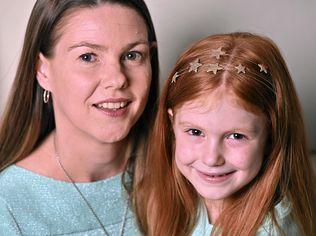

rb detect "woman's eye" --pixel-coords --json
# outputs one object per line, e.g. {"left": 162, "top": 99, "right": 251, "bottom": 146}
{"left": 79, "top": 53, "right": 97, "bottom": 63}
{"left": 227, "top": 133, "right": 246, "bottom": 140}
{"left": 187, "top": 129, "right": 203, "bottom": 137}
{"left": 124, "top": 51, "right": 142, "bottom": 61}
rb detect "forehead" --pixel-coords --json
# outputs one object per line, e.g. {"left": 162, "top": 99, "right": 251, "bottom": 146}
{"left": 174, "top": 94, "right": 266, "bottom": 135}
{"left": 54, "top": 4, "right": 148, "bottom": 45}
{"left": 175, "top": 88, "right": 265, "bottom": 123}
{"left": 176, "top": 85, "right": 263, "bottom": 116}
{"left": 175, "top": 87, "right": 235, "bottom": 113}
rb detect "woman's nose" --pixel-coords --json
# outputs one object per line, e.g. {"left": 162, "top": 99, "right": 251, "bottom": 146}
{"left": 99, "top": 60, "right": 128, "bottom": 90}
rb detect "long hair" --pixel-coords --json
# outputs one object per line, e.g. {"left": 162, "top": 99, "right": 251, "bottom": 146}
{"left": 0, "top": 0, "right": 159, "bottom": 184}
{"left": 135, "top": 32, "right": 316, "bottom": 235}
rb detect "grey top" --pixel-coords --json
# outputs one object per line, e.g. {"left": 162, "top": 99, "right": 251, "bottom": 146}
{"left": 0, "top": 165, "right": 141, "bottom": 235}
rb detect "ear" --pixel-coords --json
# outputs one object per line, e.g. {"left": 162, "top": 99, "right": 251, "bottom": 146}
{"left": 167, "top": 108, "right": 174, "bottom": 123}
{"left": 36, "top": 53, "right": 51, "bottom": 91}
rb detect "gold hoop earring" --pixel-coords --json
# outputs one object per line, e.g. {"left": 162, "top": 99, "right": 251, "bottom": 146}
{"left": 43, "top": 90, "right": 50, "bottom": 103}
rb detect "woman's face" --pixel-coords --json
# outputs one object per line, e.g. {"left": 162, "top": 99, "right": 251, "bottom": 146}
{"left": 38, "top": 4, "right": 152, "bottom": 143}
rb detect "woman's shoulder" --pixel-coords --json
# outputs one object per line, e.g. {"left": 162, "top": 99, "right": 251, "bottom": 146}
{"left": 0, "top": 165, "right": 34, "bottom": 200}
{"left": 0, "top": 164, "right": 34, "bottom": 181}
{"left": 0, "top": 166, "right": 138, "bottom": 235}
{"left": 0, "top": 165, "right": 24, "bottom": 187}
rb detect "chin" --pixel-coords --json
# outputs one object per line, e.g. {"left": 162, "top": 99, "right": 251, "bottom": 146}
{"left": 195, "top": 185, "right": 234, "bottom": 201}
{"left": 91, "top": 130, "right": 128, "bottom": 144}
{"left": 201, "top": 193, "right": 229, "bottom": 201}
{"left": 101, "top": 133, "right": 129, "bottom": 144}
{"left": 97, "top": 123, "right": 132, "bottom": 139}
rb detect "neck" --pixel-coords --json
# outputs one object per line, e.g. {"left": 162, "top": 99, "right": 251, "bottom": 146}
{"left": 204, "top": 199, "right": 224, "bottom": 224}
{"left": 53, "top": 130, "right": 130, "bottom": 182}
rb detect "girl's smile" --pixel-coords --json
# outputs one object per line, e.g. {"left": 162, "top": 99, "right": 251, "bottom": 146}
{"left": 194, "top": 168, "right": 236, "bottom": 184}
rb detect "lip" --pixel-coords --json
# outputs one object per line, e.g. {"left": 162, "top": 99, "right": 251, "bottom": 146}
{"left": 94, "top": 98, "right": 130, "bottom": 104}
{"left": 195, "top": 169, "right": 236, "bottom": 184}
{"left": 93, "top": 98, "right": 131, "bottom": 117}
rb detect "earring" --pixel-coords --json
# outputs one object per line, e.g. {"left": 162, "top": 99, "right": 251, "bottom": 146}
{"left": 43, "top": 90, "right": 50, "bottom": 103}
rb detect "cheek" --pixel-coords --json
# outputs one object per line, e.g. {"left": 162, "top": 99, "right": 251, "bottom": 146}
{"left": 132, "top": 68, "right": 152, "bottom": 92}
{"left": 174, "top": 134, "right": 198, "bottom": 166}
{"left": 50, "top": 63, "right": 96, "bottom": 96}
{"left": 228, "top": 146, "right": 264, "bottom": 171}
{"left": 130, "top": 69, "right": 152, "bottom": 109}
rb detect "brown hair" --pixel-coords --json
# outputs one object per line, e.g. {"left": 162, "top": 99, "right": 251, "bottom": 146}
{"left": 0, "top": 0, "right": 159, "bottom": 187}
{"left": 134, "top": 32, "right": 316, "bottom": 235}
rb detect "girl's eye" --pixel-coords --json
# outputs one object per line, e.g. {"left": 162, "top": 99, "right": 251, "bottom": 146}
{"left": 227, "top": 133, "right": 246, "bottom": 140}
{"left": 123, "top": 51, "right": 142, "bottom": 61}
{"left": 79, "top": 53, "right": 97, "bottom": 63}
{"left": 187, "top": 129, "right": 204, "bottom": 137}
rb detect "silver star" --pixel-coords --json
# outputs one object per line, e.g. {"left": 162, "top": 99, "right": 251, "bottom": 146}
{"left": 210, "top": 47, "right": 226, "bottom": 59}
{"left": 171, "top": 72, "right": 180, "bottom": 83}
{"left": 235, "top": 64, "right": 246, "bottom": 74}
{"left": 206, "top": 63, "right": 223, "bottom": 74}
{"left": 258, "top": 64, "right": 268, "bottom": 74}
{"left": 189, "top": 58, "right": 202, "bottom": 72}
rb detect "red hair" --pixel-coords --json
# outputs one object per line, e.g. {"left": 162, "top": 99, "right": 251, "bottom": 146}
{"left": 134, "top": 32, "right": 316, "bottom": 235}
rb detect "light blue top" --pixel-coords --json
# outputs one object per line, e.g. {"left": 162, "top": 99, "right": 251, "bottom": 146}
{"left": 0, "top": 165, "right": 141, "bottom": 235}
{"left": 192, "top": 200, "right": 300, "bottom": 236}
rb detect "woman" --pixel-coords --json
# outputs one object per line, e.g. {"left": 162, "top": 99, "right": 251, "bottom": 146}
{"left": 0, "top": 0, "right": 159, "bottom": 235}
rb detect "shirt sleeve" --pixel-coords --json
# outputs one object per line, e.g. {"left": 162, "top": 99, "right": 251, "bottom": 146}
{"left": 0, "top": 198, "right": 22, "bottom": 235}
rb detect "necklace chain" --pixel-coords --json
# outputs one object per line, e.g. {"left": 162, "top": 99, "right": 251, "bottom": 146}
{"left": 54, "top": 136, "right": 128, "bottom": 236}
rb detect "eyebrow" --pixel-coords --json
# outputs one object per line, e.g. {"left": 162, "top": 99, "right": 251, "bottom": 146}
{"left": 121, "top": 40, "right": 150, "bottom": 52}
{"left": 178, "top": 120, "right": 202, "bottom": 129}
{"left": 178, "top": 120, "right": 261, "bottom": 134}
{"left": 67, "top": 40, "right": 150, "bottom": 52}
{"left": 68, "top": 42, "right": 105, "bottom": 51}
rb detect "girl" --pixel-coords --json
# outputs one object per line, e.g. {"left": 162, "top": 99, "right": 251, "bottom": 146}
{"left": 0, "top": 0, "right": 159, "bottom": 235}
{"left": 135, "top": 32, "right": 316, "bottom": 235}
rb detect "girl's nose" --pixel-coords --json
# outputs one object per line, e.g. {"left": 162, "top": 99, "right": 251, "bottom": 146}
{"left": 201, "top": 140, "right": 225, "bottom": 167}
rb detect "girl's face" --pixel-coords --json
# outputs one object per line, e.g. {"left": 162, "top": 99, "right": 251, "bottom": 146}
{"left": 38, "top": 4, "right": 151, "bottom": 143}
{"left": 170, "top": 88, "right": 267, "bottom": 206}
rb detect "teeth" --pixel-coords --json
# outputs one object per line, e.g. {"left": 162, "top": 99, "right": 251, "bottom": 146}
{"left": 209, "top": 173, "right": 228, "bottom": 178}
{"left": 96, "top": 102, "right": 128, "bottom": 109}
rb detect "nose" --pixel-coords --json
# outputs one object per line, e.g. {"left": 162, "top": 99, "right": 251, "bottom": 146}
{"left": 201, "top": 139, "right": 225, "bottom": 167}
{"left": 100, "top": 60, "right": 128, "bottom": 89}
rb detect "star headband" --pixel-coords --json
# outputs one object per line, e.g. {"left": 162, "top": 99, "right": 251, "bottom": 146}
{"left": 171, "top": 47, "right": 268, "bottom": 83}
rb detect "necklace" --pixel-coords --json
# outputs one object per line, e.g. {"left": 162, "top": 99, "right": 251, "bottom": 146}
{"left": 53, "top": 136, "right": 128, "bottom": 236}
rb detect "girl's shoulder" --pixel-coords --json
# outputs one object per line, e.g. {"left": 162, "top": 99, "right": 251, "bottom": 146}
{"left": 257, "top": 200, "right": 300, "bottom": 235}
{"left": 193, "top": 200, "right": 300, "bottom": 236}
{"left": 192, "top": 202, "right": 212, "bottom": 236}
